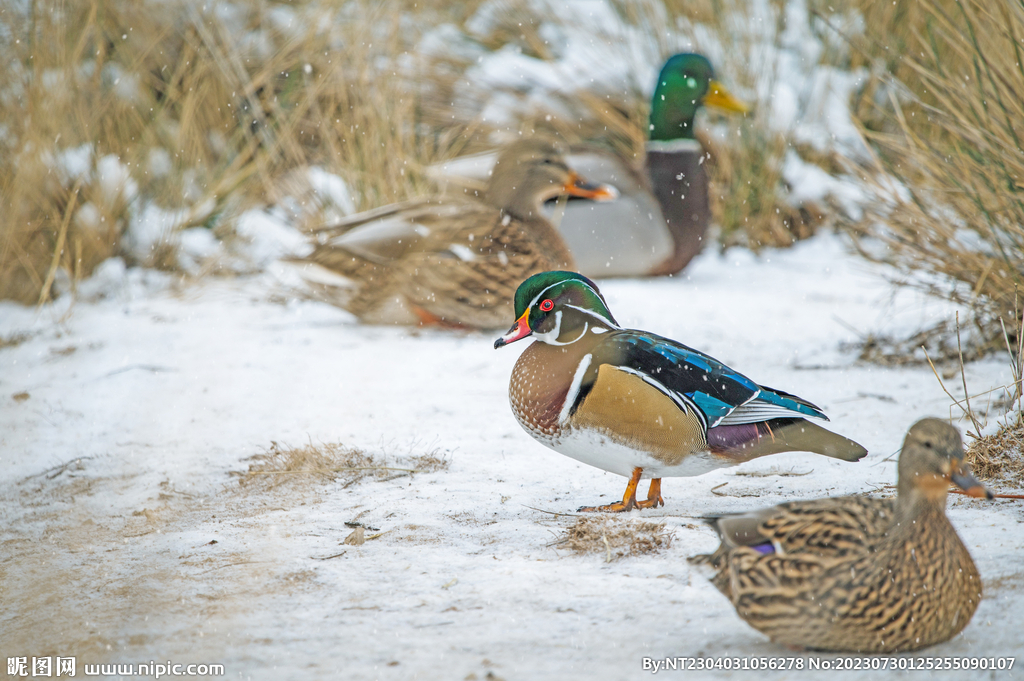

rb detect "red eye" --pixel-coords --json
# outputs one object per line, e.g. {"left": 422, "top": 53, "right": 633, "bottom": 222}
{"left": 539, "top": 299, "right": 554, "bottom": 312}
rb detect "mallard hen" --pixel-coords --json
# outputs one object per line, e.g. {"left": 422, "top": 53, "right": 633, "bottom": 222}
{"left": 689, "top": 418, "right": 992, "bottom": 653}
{"left": 289, "top": 137, "right": 616, "bottom": 328}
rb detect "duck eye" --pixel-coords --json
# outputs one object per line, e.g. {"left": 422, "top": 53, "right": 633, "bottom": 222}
{"left": 923, "top": 440, "right": 933, "bottom": 449}
{"left": 686, "top": 76, "right": 698, "bottom": 88}
{"left": 539, "top": 299, "right": 554, "bottom": 312}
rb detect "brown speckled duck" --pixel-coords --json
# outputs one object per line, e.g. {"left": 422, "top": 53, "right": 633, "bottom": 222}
{"left": 288, "top": 138, "right": 616, "bottom": 328}
{"left": 690, "top": 418, "right": 993, "bottom": 653}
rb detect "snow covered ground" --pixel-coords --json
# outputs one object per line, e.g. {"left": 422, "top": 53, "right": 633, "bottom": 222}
{"left": 2, "top": 233, "right": 1021, "bottom": 680}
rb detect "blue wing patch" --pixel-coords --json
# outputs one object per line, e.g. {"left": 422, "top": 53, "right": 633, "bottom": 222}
{"left": 571, "top": 331, "right": 828, "bottom": 429}
{"left": 754, "top": 386, "right": 827, "bottom": 420}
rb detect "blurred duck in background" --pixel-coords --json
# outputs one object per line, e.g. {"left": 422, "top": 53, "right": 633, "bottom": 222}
{"left": 287, "top": 137, "right": 616, "bottom": 328}
{"left": 432, "top": 53, "right": 748, "bottom": 277}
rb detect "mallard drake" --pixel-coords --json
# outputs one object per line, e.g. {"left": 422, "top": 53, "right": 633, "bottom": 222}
{"left": 432, "top": 53, "right": 748, "bottom": 277}
{"left": 493, "top": 271, "right": 866, "bottom": 512}
{"left": 689, "top": 418, "right": 993, "bottom": 653}
{"left": 288, "top": 138, "right": 616, "bottom": 328}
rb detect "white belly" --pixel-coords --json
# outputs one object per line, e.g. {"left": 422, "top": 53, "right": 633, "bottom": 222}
{"left": 538, "top": 426, "right": 730, "bottom": 478}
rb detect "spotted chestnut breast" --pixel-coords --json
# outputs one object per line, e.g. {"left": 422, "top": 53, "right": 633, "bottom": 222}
{"left": 508, "top": 342, "right": 582, "bottom": 444}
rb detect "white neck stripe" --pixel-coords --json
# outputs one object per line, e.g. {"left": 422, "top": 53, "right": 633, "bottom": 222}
{"left": 559, "top": 353, "right": 593, "bottom": 425}
{"left": 533, "top": 311, "right": 591, "bottom": 346}
{"left": 564, "top": 304, "right": 620, "bottom": 329}
{"left": 527, "top": 279, "right": 608, "bottom": 313}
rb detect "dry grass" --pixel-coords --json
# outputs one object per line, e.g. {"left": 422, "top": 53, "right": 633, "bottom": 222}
{"left": 11, "top": 0, "right": 977, "bottom": 310}
{"left": 236, "top": 440, "right": 448, "bottom": 490}
{"left": 407, "top": 450, "right": 451, "bottom": 473}
{"left": 840, "top": 0, "right": 1024, "bottom": 347}
{"left": 847, "top": 317, "right": 1003, "bottom": 368}
{"left": 550, "top": 516, "right": 673, "bottom": 561}
{"left": 0, "top": 332, "right": 33, "bottom": 350}
{"left": 966, "top": 416, "right": 1024, "bottom": 486}
{"left": 1, "top": 0, "right": 868, "bottom": 307}
{"left": 702, "top": 128, "right": 828, "bottom": 251}
{"left": 807, "top": 0, "right": 967, "bottom": 130}
{"left": 0, "top": 0, "right": 475, "bottom": 304}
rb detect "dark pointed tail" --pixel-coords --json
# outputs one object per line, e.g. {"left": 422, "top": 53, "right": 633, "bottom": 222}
{"left": 708, "top": 418, "right": 867, "bottom": 464}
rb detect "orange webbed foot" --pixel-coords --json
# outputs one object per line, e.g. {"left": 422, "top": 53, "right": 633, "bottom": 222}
{"left": 635, "top": 478, "right": 664, "bottom": 509}
{"left": 578, "top": 468, "right": 644, "bottom": 513}
{"left": 577, "top": 499, "right": 636, "bottom": 513}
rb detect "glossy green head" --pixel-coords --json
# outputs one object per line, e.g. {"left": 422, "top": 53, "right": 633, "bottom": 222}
{"left": 648, "top": 53, "right": 748, "bottom": 142}
{"left": 494, "top": 271, "right": 619, "bottom": 348}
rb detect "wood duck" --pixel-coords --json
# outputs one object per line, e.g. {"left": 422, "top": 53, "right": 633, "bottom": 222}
{"left": 431, "top": 53, "right": 748, "bottom": 277}
{"left": 690, "top": 418, "right": 992, "bottom": 653}
{"left": 289, "top": 138, "right": 617, "bottom": 328}
{"left": 493, "top": 271, "right": 866, "bottom": 512}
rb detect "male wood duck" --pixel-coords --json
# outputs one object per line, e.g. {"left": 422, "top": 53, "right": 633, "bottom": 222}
{"left": 288, "top": 138, "right": 616, "bottom": 328}
{"left": 689, "top": 418, "right": 992, "bottom": 653}
{"left": 493, "top": 271, "right": 866, "bottom": 512}
{"left": 432, "top": 53, "right": 748, "bottom": 277}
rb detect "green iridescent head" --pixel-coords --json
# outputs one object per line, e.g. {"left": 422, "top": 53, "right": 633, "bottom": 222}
{"left": 649, "top": 53, "right": 748, "bottom": 142}
{"left": 494, "top": 271, "right": 618, "bottom": 348}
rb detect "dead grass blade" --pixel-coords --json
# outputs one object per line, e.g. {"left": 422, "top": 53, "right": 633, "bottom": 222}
{"left": 965, "top": 415, "right": 1024, "bottom": 487}
{"left": 548, "top": 516, "right": 673, "bottom": 561}
{"left": 0, "top": 0, "right": 476, "bottom": 303}
{"left": 844, "top": 0, "right": 1024, "bottom": 354}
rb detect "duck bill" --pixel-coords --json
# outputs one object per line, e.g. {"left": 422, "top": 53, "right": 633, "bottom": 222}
{"left": 494, "top": 309, "right": 533, "bottom": 349}
{"left": 950, "top": 462, "right": 994, "bottom": 499}
{"left": 562, "top": 173, "right": 619, "bottom": 202}
{"left": 703, "top": 80, "right": 749, "bottom": 114}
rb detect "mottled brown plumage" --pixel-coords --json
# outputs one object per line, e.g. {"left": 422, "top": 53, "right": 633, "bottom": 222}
{"left": 288, "top": 138, "right": 615, "bottom": 328}
{"left": 690, "top": 418, "right": 993, "bottom": 652}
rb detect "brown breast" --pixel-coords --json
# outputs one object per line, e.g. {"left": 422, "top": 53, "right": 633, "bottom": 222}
{"left": 508, "top": 341, "right": 588, "bottom": 444}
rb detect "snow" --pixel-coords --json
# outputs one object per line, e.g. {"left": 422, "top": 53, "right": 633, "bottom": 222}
{"left": 4, "top": 0, "right": 1021, "bottom": 676}
{"left": 782, "top": 150, "right": 865, "bottom": 219}
{"left": 2, "top": 232, "right": 1021, "bottom": 679}
{"left": 305, "top": 167, "right": 357, "bottom": 218}
{"left": 56, "top": 143, "right": 94, "bottom": 183}
{"left": 124, "top": 204, "right": 181, "bottom": 263}
{"left": 232, "top": 208, "right": 312, "bottom": 267}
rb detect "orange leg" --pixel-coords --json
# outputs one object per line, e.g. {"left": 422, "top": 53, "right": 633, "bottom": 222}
{"left": 578, "top": 467, "right": 642, "bottom": 513}
{"left": 636, "top": 478, "right": 664, "bottom": 509}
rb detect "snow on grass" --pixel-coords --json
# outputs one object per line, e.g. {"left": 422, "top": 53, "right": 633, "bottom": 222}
{"left": 1, "top": 231, "right": 1020, "bottom": 679}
